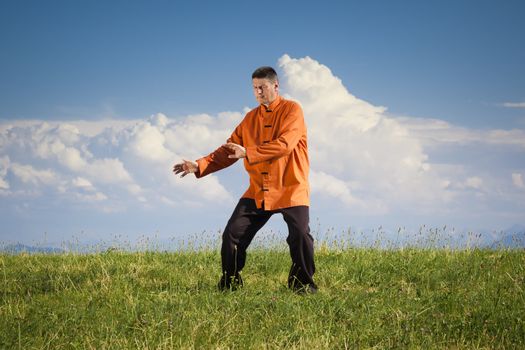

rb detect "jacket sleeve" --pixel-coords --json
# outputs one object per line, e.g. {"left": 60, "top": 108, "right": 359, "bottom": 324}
{"left": 194, "top": 123, "right": 243, "bottom": 178}
{"left": 245, "top": 103, "right": 304, "bottom": 165}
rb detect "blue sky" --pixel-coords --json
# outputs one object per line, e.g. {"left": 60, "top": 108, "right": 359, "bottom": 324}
{"left": 2, "top": 1, "right": 523, "bottom": 126}
{"left": 1, "top": 0, "right": 524, "bottom": 247}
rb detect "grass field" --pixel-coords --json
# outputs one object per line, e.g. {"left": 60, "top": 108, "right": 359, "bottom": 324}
{"left": 1, "top": 246, "right": 524, "bottom": 349}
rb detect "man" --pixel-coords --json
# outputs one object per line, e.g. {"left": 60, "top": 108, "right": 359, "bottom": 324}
{"left": 173, "top": 66, "right": 317, "bottom": 294}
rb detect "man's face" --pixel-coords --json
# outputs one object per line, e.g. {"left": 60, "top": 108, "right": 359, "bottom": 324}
{"left": 252, "top": 78, "right": 279, "bottom": 106}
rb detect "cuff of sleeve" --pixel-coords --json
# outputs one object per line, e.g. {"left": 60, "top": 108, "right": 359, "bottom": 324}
{"left": 245, "top": 146, "right": 258, "bottom": 165}
{"left": 195, "top": 158, "right": 206, "bottom": 178}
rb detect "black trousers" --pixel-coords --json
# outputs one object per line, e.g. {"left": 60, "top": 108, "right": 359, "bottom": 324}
{"left": 221, "top": 198, "right": 316, "bottom": 288}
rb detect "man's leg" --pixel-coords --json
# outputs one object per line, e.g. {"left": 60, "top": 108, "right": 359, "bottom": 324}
{"left": 281, "top": 206, "right": 317, "bottom": 292}
{"left": 219, "top": 198, "right": 272, "bottom": 289}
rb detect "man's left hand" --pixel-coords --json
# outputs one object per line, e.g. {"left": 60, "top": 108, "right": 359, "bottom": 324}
{"left": 223, "top": 143, "right": 246, "bottom": 159}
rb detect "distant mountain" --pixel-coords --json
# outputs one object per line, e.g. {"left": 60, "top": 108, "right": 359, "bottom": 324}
{"left": 1, "top": 243, "right": 65, "bottom": 254}
{"left": 503, "top": 224, "right": 525, "bottom": 234}
{"left": 490, "top": 225, "right": 525, "bottom": 249}
{"left": 490, "top": 233, "right": 525, "bottom": 249}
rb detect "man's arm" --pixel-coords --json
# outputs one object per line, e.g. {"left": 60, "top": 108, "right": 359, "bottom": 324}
{"left": 173, "top": 123, "right": 244, "bottom": 179}
{"left": 194, "top": 144, "right": 239, "bottom": 178}
{"left": 223, "top": 143, "right": 246, "bottom": 159}
{"left": 173, "top": 160, "right": 198, "bottom": 177}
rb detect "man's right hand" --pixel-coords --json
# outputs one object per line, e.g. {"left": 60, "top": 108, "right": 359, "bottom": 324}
{"left": 173, "top": 160, "right": 198, "bottom": 178}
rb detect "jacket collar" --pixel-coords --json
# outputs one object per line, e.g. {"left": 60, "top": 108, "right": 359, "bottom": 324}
{"left": 262, "top": 95, "right": 282, "bottom": 112}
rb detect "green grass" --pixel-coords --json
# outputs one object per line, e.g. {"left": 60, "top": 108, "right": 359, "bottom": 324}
{"left": 1, "top": 247, "right": 524, "bottom": 349}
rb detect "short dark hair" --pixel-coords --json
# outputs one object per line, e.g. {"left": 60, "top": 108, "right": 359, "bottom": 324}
{"left": 252, "top": 66, "right": 278, "bottom": 82}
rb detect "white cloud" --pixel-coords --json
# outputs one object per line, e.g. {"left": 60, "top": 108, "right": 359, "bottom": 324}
{"left": 502, "top": 102, "right": 525, "bottom": 108}
{"left": 0, "top": 110, "right": 236, "bottom": 210}
{"left": 0, "top": 54, "right": 524, "bottom": 233}
{"left": 163, "top": 111, "right": 240, "bottom": 159}
{"left": 2, "top": 121, "right": 144, "bottom": 200}
{"left": 72, "top": 177, "right": 94, "bottom": 190}
{"left": 278, "top": 54, "right": 385, "bottom": 133}
{"left": 10, "top": 163, "right": 58, "bottom": 186}
{"left": 396, "top": 117, "right": 525, "bottom": 148}
{"left": 0, "top": 155, "right": 9, "bottom": 190}
{"left": 465, "top": 176, "right": 483, "bottom": 189}
{"left": 486, "top": 129, "right": 525, "bottom": 147}
{"left": 85, "top": 158, "right": 134, "bottom": 184}
{"left": 309, "top": 170, "right": 391, "bottom": 213}
{"left": 278, "top": 54, "right": 445, "bottom": 214}
{"left": 128, "top": 119, "right": 174, "bottom": 162}
{"left": 75, "top": 191, "right": 108, "bottom": 202}
{"left": 310, "top": 170, "right": 355, "bottom": 205}
{"left": 512, "top": 173, "right": 524, "bottom": 189}
{"left": 168, "top": 171, "right": 234, "bottom": 205}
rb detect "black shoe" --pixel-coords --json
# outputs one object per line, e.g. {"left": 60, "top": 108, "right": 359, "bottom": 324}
{"left": 290, "top": 282, "right": 318, "bottom": 295}
{"left": 217, "top": 273, "right": 243, "bottom": 291}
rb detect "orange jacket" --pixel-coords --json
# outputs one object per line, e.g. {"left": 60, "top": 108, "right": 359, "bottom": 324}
{"left": 195, "top": 95, "right": 310, "bottom": 210}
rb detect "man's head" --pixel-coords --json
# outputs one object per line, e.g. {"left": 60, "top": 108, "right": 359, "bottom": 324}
{"left": 252, "top": 66, "right": 279, "bottom": 107}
